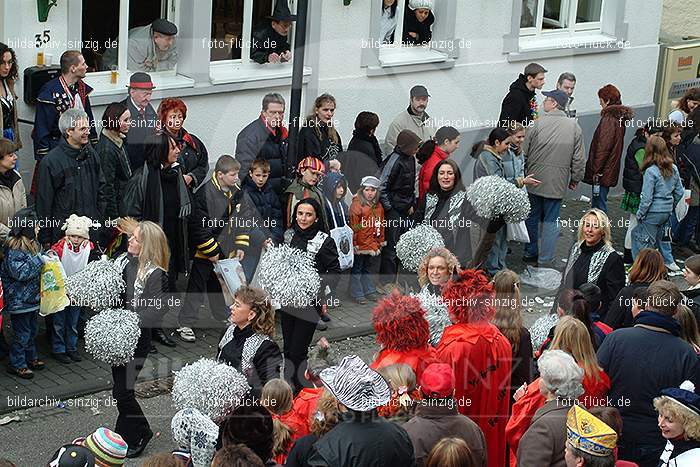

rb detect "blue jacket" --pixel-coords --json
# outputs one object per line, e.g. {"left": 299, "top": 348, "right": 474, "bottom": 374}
{"left": 0, "top": 248, "right": 43, "bottom": 314}
{"left": 637, "top": 164, "right": 684, "bottom": 219}
{"left": 322, "top": 172, "right": 349, "bottom": 229}
{"left": 502, "top": 146, "right": 526, "bottom": 187}
{"left": 241, "top": 176, "right": 284, "bottom": 244}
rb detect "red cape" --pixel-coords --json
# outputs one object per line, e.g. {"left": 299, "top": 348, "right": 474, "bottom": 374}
{"left": 370, "top": 346, "right": 437, "bottom": 381}
{"left": 286, "top": 386, "right": 324, "bottom": 439}
{"left": 506, "top": 369, "right": 611, "bottom": 466}
{"left": 437, "top": 322, "right": 513, "bottom": 467}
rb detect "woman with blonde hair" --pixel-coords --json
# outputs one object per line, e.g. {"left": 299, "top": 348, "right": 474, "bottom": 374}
{"left": 112, "top": 220, "right": 170, "bottom": 458}
{"left": 654, "top": 381, "right": 700, "bottom": 466}
{"left": 426, "top": 437, "right": 479, "bottom": 467}
{"left": 297, "top": 93, "right": 343, "bottom": 166}
{"left": 606, "top": 248, "right": 666, "bottom": 329}
{"left": 561, "top": 208, "right": 625, "bottom": 318}
{"left": 415, "top": 247, "right": 459, "bottom": 346}
{"left": 632, "top": 135, "right": 685, "bottom": 265}
{"left": 217, "top": 286, "right": 282, "bottom": 397}
{"left": 492, "top": 269, "right": 533, "bottom": 402}
{"left": 376, "top": 363, "right": 422, "bottom": 422}
{"left": 285, "top": 390, "right": 342, "bottom": 467}
{"left": 506, "top": 316, "right": 611, "bottom": 464}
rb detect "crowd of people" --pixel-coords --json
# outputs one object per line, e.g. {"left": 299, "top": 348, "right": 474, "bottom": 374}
{"left": 2, "top": 22, "right": 700, "bottom": 466}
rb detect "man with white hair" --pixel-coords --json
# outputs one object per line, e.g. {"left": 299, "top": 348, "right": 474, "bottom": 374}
{"left": 517, "top": 350, "right": 584, "bottom": 467}
{"left": 36, "top": 108, "right": 105, "bottom": 246}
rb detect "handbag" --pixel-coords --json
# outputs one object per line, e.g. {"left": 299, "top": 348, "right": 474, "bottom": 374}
{"left": 675, "top": 189, "right": 691, "bottom": 222}
{"left": 325, "top": 199, "right": 354, "bottom": 270}
{"left": 507, "top": 221, "right": 530, "bottom": 243}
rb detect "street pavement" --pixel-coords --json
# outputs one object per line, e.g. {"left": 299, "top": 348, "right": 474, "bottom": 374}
{"left": 0, "top": 195, "right": 691, "bottom": 464}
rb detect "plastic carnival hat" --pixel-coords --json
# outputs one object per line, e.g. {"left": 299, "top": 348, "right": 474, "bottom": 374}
{"left": 566, "top": 405, "right": 617, "bottom": 457}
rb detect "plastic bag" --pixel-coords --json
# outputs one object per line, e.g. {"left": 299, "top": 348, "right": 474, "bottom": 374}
{"left": 214, "top": 258, "right": 247, "bottom": 306}
{"left": 507, "top": 221, "right": 530, "bottom": 243}
{"left": 39, "top": 254, "right": 70, "bottom": 316}
{"left": 520, "top": 265, "right": 562, "bottom": 291}
{"left": 675, "top": 189, "right": 691, "bottom": 222}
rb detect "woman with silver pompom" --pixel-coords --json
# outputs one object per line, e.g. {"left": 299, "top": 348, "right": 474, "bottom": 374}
{"left": 111, "top": 220, "right": 169, "bottom": 458}
{"left": 414, "top": 247, "right": 459, "bottom": 346}
{"left": 282, "top": 198, "right": 340, "bottom": 393}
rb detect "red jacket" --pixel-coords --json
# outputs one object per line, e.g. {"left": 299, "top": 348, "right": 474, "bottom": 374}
{"left": 418, "top": 147, "right": 449, "bottom": 200}
{"left": 349, "top": 195, "right": 385, "bottom": 255}
{"left": 506, "top": 369, "right": 611, "bottom": 466}
{"left": 370, "top": 347, "right": 437, "bottom": 381}
{"left": 50, "top": 237, "right": 95, "bottom": 260}
{"left": 285, "top": 386, "right": 324, "bottom": 439}
{"left": 437, "top": 322, "right": 513, "bottom": 467}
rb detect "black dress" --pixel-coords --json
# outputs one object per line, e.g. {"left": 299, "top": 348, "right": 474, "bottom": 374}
{"left": 112, "top": 254, "right": 168, "bottom": 447}
{"left": 217, "top": 324, "right": 282, "bottom": 398}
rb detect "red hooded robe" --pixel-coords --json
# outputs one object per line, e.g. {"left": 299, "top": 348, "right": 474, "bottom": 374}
{"left": 370, "top": 346, "right": 437, "bottom": 381}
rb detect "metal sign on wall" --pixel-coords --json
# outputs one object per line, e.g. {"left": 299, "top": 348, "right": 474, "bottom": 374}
{"left": 655, "top": 40, "right": 700, "bottom": 117}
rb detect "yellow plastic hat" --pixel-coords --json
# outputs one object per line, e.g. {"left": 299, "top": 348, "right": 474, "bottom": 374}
{"left": 566, "top": 405, "right": 617, "bottom": 457}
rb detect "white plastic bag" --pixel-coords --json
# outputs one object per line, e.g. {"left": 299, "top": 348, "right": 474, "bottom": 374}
{"left": 520, "top": 265, "right": 562, "bottom": 291}
{"left": 326, "top": 199, "right": 354, "bottom": 270}
{"left": 213, "top": 258, "right": 247, "bottom": 306}
{"left": 507, "top": 221, "right": 530, "bottom": 243}
{"left": 675, "top": 189, "right": 691, "bottom": 222}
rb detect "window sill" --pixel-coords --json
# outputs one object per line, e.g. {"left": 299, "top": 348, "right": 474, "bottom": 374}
{"left": 508, "top": 33, "right": 625, "bottom": 62}
{"left": 367, "top": 46, "right": 454, "bottom": 76}
{"left": 209, "top": 61, "right": 311, "bottom": 85}
{"left": 86, "top": 71, "right": 195, "bottom": 105}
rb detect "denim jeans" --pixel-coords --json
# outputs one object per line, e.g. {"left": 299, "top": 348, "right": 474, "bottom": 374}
{"left": 9, "top": 311, "right": 38, "bottom": 369}
{"left": 674, "top": 206, "right": 700, "bottom": 245}
{"left": 524, "top": 194, "right": 562, "bottom": 266}
{"left": 632, "top": 212, "right": 672, "bottom": 259}
{"left": 591, "top": 185, "right": 610, "bottom": 213}
{"left": 350, "top": 254, "right": 377, "bottom": 299}
{"left": 52, "top": 306, "right": 80, "bottom": 354}
{"left": 486, "top": 226, "right": 507, "bottom": 275}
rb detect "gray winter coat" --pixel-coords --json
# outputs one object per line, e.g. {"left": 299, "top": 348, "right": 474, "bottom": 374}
{"left": 523, "top": 109, "right": 585, "bottom": 199}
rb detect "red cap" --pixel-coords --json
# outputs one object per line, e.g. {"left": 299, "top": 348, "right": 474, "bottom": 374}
{"left": 420, "top": 363, "right": 454, "bottom": 398}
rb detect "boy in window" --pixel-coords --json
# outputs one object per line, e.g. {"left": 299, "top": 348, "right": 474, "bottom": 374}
{"left": 251, "top": 1, "right": 296, "bottom": 64}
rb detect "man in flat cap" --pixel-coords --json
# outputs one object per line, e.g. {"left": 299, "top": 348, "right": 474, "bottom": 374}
{"left": 251, "top": 1, "right": 296, "bottom": 64}
{"left": 127, "top": 18, "right": 178, "bottom": 72}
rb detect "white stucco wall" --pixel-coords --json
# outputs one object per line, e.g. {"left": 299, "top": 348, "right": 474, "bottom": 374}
{"left": 2, "top": 0, "right": 664, "bottom": 183}
{"left": 661, "top": 0, "right": 700, "bottom": 42}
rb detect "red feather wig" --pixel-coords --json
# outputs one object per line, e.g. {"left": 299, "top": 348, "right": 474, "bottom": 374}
{"left": 442, "top": 269, "right": 496, "bottom": 324}
{"left": 372, "top": 290, "right": 430, "bottom": 352}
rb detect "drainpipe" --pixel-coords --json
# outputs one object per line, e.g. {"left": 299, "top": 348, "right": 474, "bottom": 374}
{"left": 287, "top": 0, "right": 309, "bottom": 177}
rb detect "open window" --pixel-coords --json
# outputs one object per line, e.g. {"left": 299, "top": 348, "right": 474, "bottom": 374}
{"left": 520, "top": 0, "right": 603, "bottom": 37}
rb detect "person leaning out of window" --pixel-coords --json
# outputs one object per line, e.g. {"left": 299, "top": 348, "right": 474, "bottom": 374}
{"left": 251, "top": 1, "right": 296, "bottom": 64}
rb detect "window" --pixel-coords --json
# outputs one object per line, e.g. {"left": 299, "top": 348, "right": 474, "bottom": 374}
{"left": 81, "top": 0, "right": 176, "bottom": 73}
{"left": 520, "top": 0, "right": 603, "bottom": 36}
{"left": 210, "top": 0, "right": 274, "bottom": 61}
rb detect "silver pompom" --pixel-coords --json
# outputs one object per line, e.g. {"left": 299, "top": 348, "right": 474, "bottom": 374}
{"left": 172, "top": 358, "right": 251, "bottom": 421}
{"left": 64, "top": 257, "right": 125, "bottom": 311}
{"left": 466, "top": 176, "right": 531, "bottom": 223}
{"left": 84, "top": 308, "right": 140, "bottom": 366}
{"left": 414, "top": 286, "right": 451, "bottom": 347}
{"left": 257, "top": 244, "right": 321, "bottom": 308}
{"left": 396, "top": 224, "right": 445, "bottom": 272}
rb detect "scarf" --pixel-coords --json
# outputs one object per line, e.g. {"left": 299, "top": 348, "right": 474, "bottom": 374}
{"left": 633, "top": 311, "right": 681, "bottom": 336}
{"left": 424, "top": 190, "right": 467, "bottom": 225}
{"left": 563, "top": 241, "right": 615, "bottom": 285}
{"left": 261, "top": 113, "right": 289, "bottom": 140}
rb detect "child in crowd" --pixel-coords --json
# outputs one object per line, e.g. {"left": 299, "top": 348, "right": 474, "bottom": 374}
{"left": 261, "top": 378, "right": 295, "bottom": 465}
{"left": 328, "top": 159, "right": 341, "bottom": 173}
{"left": 402, "top": 0, "right": 435, "bottom": 45}
{"left": 1, "top": 208, "right": 45, "bottom": 379}
{"left": 376, "top": 363, "right": 421, "bottom": 422}
{"left": 50, "top": 214, "right": 97, "bottom": 364}
{"left": 241, "top": 158, "right": 284, "bottom": 282}
{"left": 682, "top": 254, "right": 700, "bottom": 323}
{"left": 284, "top": 156, "right": 327, "bottom": 231}
{"left": 349, "top": 176, "right": 385, "bottom": 304}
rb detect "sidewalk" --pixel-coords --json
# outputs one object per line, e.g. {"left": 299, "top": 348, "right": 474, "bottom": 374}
{"left": 0, "top": 196, "right": 688, "bottom": 414}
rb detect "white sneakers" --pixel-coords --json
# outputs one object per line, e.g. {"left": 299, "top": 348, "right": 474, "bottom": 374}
{"left": 176, "top": 327, "right": 196, "bottom": 342}
{"left": 666, "top": 262, "right": 681, "bottom": 272}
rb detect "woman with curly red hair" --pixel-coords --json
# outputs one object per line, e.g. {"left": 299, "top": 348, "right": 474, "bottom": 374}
{"left": 158, "top": 97, "right": 209, "bottom": 190}
{"left": 370, "top": 290, "right": 435, "bottom": 381}
{"left": 436, "top": 268, "right": 512, "bottom": 467}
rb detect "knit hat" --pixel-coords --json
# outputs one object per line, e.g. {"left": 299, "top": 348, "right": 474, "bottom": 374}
{"left": 297, "top": 156, "right": 326, "bottom": 174}
{"left": 372, "top": 290, "right": 430, "bottom": 352}
{"left": 73, "top": 428, "right": 127, "bottom": 466}
{"left": 171, "top": 408, "right": 219, "bottom": 467}
{"left": 360, "top": 176, "right": 381, "bottom": 189}
{"left": 320, "top": 355, "right": 390, "bottom": 412}
{"left": 660, "top": 380, "right": 700, "bottom": 418}
{"left": 396, "top": 130, "right": 422, "bottom": 154}
{"left": 566, "top": 405, "right": 618, "bottom": 457}
{"left": 62, "top": 214, "right": 93, "bottom": 239}
{"left": 48, "top": 445, "right": 95, "bottom": 467}
{"left": 420, "top": 363, "right": 455, "bottom": 398}
{"left": 409, "top": 0, "right": 433, "bottom": 10}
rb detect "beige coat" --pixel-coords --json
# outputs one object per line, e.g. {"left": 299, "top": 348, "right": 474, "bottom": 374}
{"left": 0, "top": 79, "right": 22, "bottom": 151}
{"left": 523, "top": 108, "right": 585, "bottom": 199}
{"left": 516, "top": 399, "right": 569, "bottom": 467}
{"left": 384, "top": 108, "right": 435, "bottom": 151}
{"left": 0, "top": 170, "right": 27, "bottom": 242}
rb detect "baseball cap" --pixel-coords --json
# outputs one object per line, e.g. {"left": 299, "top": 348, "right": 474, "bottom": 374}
{"left": 410, "top": 85, "right": 430, "bottom": 98}
{"left": 420, "top": 363, "right": 455, "bottom": 398}
{"left": 542, "top": 89, "right": 569, "bottom": 109}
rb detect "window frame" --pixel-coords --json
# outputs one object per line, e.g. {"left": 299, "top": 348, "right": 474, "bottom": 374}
{"left": 520, "top": 0, "right": 604, "bottom": 38}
